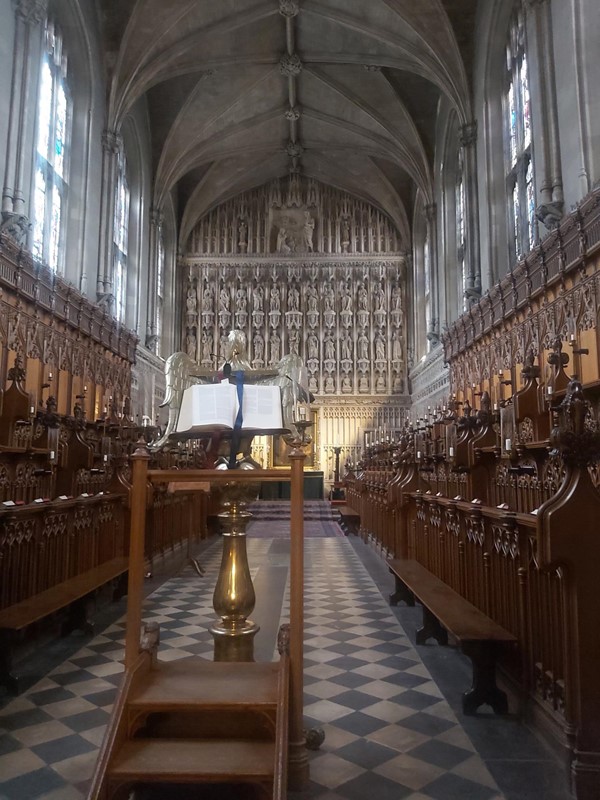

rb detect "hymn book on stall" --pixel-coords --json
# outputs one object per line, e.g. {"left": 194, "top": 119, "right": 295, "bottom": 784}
{"left": 176, "top": 381, "right": 284, "bottom": 434}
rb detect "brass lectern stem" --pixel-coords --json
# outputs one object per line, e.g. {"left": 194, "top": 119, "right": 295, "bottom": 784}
{"left": 209, "top": 483, "right": 260, "bottom": 661}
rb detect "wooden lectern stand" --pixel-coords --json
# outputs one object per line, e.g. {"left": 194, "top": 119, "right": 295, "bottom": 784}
{"left": 87, "top": 441, "right": 309, "bottom": 799}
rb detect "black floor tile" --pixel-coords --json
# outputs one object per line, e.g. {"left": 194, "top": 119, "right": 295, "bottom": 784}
{"left": 337, "top": 771, "right": 413, "bottom": 800}
{"left": 0, "top": 767, "right": 67, "bottom": 799}
{"left": 31, "top": 732, "right": 97, "bottom": 763}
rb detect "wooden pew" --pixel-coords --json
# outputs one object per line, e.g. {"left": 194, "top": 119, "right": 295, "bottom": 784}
{"left": 388, "top": 558, "right": 517, "bottom": 715}
{"left": 336, "top": 504, "right": 360, "bottom": 535}
{"left": 0, "top": 555, "right": 128, "bottom": 693}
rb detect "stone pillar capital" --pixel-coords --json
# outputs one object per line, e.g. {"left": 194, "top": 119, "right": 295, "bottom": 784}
{"left": 424, "top": 203, "right": 437, "bottom": 224}
{"left": 460, "top": 121, "right": 477, "bottom": 148}
{"left": 14, "top": 0, "right": 47, "bottom": 25}
{"left": 101, "top": 129, "right": 122, "bottom": 155}
{"left": 150, "top": 207, "right": 163, "bottom": 229}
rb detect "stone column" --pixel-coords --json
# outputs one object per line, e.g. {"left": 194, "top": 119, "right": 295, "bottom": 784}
{"left": 1, "top": 0, "right": 47, "bottom": 243}
{"left": 525, "top": 0, "right": 564, "bottom": 229}
{"left": 459, "top": 121, "right": 482, "bottom": 303}
{"left": 96, "top": 130, "right": 122, "bottom": 308}
{"left": 145, "top": 206, "right": 162, "bottom": 350}
{"left": 424, "top": 203, "right": 440, "bottom": 348}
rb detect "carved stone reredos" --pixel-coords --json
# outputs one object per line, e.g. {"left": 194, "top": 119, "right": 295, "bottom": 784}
{"left": 187, "top": 176, "right": 402, "bottom": 258}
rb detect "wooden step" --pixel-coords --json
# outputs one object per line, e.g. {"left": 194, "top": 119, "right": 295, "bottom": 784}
{"left": 129, "top": 658, "right": 280, "bottom": 712}
{"left": 109, "top": 739, "right": 275, "bottom": 784}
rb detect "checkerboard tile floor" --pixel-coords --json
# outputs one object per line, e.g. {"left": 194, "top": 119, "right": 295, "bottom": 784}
{"left": 0, "top": 533, "right": 507, "bottom": 799}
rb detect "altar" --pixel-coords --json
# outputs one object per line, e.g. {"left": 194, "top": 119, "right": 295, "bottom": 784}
{"left": 260, "top": 470, "right": 324, "bottom": 500}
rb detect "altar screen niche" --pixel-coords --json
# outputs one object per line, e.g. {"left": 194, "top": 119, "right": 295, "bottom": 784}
{"left": 176, "top": 382, "right": 284, "bottom": 433}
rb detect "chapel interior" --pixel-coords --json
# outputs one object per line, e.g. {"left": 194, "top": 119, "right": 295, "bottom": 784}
{"left": 0, "top": 1, "right": 599, "bottom": 799}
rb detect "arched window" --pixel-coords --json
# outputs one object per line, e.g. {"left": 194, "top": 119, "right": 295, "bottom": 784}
{"left": 456, "top": 149, "right": 466, "bottom": 310}
{"left": 504, "top": 2, "right": 535, "bottom": 263}
{"left": 113, "top": 150, "right": 129, "bottom": 323}
{"left": 32, "top": 20, "right": 71, "bottom": 272}
{"left": 424, "top": 228, "right": 432, "bottom": 352}
{"left": 155, "top": 230, "right": 165, "bottom": 353}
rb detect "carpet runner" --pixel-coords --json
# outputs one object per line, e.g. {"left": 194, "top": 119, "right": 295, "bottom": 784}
{"left": 247, "top": 500, "right": 345, "bottom": 537}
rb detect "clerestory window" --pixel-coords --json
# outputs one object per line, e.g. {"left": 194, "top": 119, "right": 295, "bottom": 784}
{"left": 504, "top": 2, "right": 535, "bottom": 263}
{"left": 32, "top": 20, "right": 71, "bottom": 272}
{"left": 113, "top": 150, "right": 129, "bottom": 323}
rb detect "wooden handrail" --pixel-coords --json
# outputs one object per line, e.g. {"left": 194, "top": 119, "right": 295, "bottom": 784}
{"left": 125, "top": 444, "right": 151, "bottom": 668}
{"left": 146, "top": 468, "right": 292, "bottom": 483}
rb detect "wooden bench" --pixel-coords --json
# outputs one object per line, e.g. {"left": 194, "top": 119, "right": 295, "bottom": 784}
{"left": 388, "top": 558, "right": 517, "bottom": 715}
{"left": 337, "top": 505, "right": 360, "bottom": 535}
{"left": 0, "top": 556, "right": 129, "bottom": 694}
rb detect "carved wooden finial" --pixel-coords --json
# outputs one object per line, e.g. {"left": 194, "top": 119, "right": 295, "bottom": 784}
{"left": 521, "top": 351, "right": 540, "bottom": 382}
{"left": 550, "top": 379, "right": 600, "bottom": 468}
{"left": 277, "top": 623, "right": 290, "bottom": 656}
{"left": 7, "top": 353, "right": 26, "bottom": 385}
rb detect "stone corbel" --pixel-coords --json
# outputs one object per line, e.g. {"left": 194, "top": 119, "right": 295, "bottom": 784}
{"left": 0, "top": 211, "right": 30, "bottom": 245}
{"left": 145, "top": 332, "right": 159, "bottom": 350}
{"left": 536, "top": 201, "right": 563, "bottom": 231}
{"left": 96, "top": 292, "right": 115, "bottom": 315}
{"left": 426, "top": 319, "right": 440, "bottom": 347}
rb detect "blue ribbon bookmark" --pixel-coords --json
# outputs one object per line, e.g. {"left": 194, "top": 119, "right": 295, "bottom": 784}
{"left": 229, "top": 370, "right": 245, "bottom": 468}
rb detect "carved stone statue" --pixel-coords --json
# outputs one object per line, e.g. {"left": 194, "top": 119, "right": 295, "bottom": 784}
{"left": 186, "top": 286, "right": 197, "bottom": 315}
{"left": 341, "top": 217, "right": 350, "bottom": 252}
{"left": 270, "top": 285, "right": 281, "bottom": 312}
{"left": 202, "top": 329, "right": 213, "bottom": 363}
{"left": 235, "top": 287, "right": 247, "bottom": 313}
{"left": 219, "top": 287, "right": 230, "bottom": 312}
{"left": 186, "top": 328, "right": 197, "bottom": 358}
{"left": 288, "top": 329, "right": 300, "bottom": 354}
{"left": 253, "top": 332, "right": 264, "bottom": 363}
{"left": 253, "top": 284, "right": 264, "bottom": 311}
{"left": 341, "top": 334, "right": 352, "bottom": 361}
{"left": 202, "top": 284, "right": 214, "bottom": 313}
{"left": 303, "top": 211, "right": 315, "bottom": 252}
{"left": 277, "top": 227, "right": 290, "bottom": 254}
{"left": 358, "top": 285, "right": 368, "bottom": 311}
{"left": 358, "top": 332, "right": 369, "bottom": 361}
{"left": 288, "top": 284, "right": 300, "bottom": 311}
{"left": 270, "top": 331, "right": 281, "bottom": 363}
{"left": 238, "top": 219, "right": 248, "bottom": 251}
{"left": 325, "top": 337, "right": 335, "bottom": 361}
{"left": 306, "top": 285, "right": 318, "bottom": 315}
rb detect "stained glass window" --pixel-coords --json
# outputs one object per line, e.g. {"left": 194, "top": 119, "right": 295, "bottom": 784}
{"left": 113, "top": 152, "right": 129, "bottom": 323}
{"left": 526, "top": 159, "right": 535, "bottom": 249}
{"left": 504, "top": 2, "right": 535, "bottom": 262}
{"left": 32, "top": 20, "right": 71, "bottom": 272}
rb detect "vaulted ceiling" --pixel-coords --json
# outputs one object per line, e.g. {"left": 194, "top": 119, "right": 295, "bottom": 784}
{"left": 98, "top": 0, "right": 477, "bottom": 247}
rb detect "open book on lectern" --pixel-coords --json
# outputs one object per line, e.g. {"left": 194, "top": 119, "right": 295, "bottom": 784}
{"left": 176, "top": 382, "right": 284, "bottom": 434}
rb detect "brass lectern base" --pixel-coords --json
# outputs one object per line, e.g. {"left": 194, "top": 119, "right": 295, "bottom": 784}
{"left": 210, "top": 620, "right": 260, "bottom": 662}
